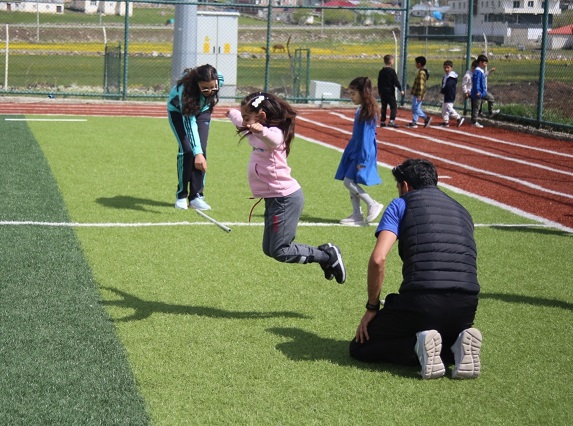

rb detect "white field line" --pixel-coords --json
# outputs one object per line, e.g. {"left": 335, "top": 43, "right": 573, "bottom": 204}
{"left": 5, "top": 118, "right": 88, "bottom": 122}
{"left": 297, "top": 115, "right": 573, "bottom": 200}
{"left": 1, "top": 220, "right": 570, "bottom": 233}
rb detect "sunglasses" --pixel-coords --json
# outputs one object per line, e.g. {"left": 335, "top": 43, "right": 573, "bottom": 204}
{"left": 200, "top": 86, "right": 218, "bottom": 93}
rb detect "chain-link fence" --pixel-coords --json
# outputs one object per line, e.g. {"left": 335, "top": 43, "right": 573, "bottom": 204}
{"left": 1, "top": 0, "right": 571, "bottom": 132}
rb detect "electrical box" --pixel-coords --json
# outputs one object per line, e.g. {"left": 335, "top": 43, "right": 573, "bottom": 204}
{"left": 196, "top": 11, "right": 239, "bottom": 99}
{"left": 172, "top": 9, "right": 239, "bottom": 99}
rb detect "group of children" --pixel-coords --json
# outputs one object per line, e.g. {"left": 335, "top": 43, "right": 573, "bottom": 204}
{"left": 167, "top": 65, "right": 389, "bottom": 287}
{"left": 377, "top": 54, "right": 497, "bottom": 129}
{"left": 165, "top": 56, "right": 497, "bottom": 287}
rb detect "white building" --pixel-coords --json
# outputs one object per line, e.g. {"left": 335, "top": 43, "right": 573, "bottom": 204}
{"left": 447, "top": 0, "right": 561, "bottom": 44}
{"left": 0, "top": 0, "right": 64, "bottom": 14}
{"left": 548, "top": 23, "right": 573, "bottom": 49}
{"left": 69, "top": 0, "right": 133, "bottom": 17}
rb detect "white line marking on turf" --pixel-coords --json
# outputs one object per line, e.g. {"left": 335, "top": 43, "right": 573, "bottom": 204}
{"left": 1, "top": 220, "right": 570, "bottom": 233}
{"left": 5, "top": 118, "right": 87, "bottom": 122}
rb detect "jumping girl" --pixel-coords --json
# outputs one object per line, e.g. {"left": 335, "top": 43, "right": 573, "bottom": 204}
{"left": 226, "top": 92, "right": 346, "bottom": 284}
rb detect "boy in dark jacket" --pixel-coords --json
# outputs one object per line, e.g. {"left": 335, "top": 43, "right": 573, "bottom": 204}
{"left": 439, "top": 60, "right": 464, "bottom": 128}
{"left": 377, "top": 54, "right": 405, "bottom": 128}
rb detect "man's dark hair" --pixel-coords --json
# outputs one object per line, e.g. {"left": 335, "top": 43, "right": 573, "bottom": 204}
{"left": 443, "top": 60, "right": 453, "bottom": 68}
{"left": 415, "top": 56, "right": 426, "bottom": 67}
{"left": 392, "top": 158, "right": 438, "bottom": 189}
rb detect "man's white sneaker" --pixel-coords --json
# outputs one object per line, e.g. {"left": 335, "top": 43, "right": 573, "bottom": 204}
{"left": 451, "top": 328, "right": 482, "bottom": 379}
{"left": 472, "top": 122, "right": 484, "bottom": 128}
{"left": 189, "top": 195, "right": 211, "bottom": 211}
{"left": 339, "top": 213, "right": 364, "bottom": 226}
{"left": 457, "top": 117, "right": 465, "bottom": 127}
{"left": 365, "top": 202, "right": 384, "bottom": 223}
{"left": 415, "top": 330, "right": 446, "bottom": 379}
{"left": 175, "top": 198, "right": 189, "bottom": 210}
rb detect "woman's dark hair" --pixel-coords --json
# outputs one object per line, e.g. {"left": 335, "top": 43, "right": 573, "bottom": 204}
{"left": 392, "top": 158, "right": 438, "bottom": 189}
{"left": 237, "top": 92, "right": 297, "bottom": 156}
{"left": 348, "top": 77, "right": 380, "bottom": 123}
{"left": 177, "top": 64, "right": 219, "bottom": 116}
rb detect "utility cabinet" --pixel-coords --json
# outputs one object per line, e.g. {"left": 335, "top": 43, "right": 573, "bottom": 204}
{"left": 196, "top": 11, "right": 239, "bottom": 99}
{"left": 171, "top": 9, "right": 238, "bottom": 99}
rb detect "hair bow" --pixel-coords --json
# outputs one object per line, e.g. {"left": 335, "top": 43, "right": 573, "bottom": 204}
{"left": 251, "top": 95, "right": 266, "bottom": 108}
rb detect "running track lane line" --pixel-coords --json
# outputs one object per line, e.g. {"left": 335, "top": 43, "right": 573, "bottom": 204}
{"left": 293, "top": 132, "right": 573, "bottom": 234}
{"left": 296, "top": 115, "right": 573, "bottom": 201}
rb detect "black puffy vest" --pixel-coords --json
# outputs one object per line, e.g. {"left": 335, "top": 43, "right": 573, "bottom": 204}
{"left": 397, "top": 186, "right": 480, "bottom": 294}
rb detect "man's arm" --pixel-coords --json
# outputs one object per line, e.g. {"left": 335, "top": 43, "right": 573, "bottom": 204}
{"left": 355, "top": 230, "right": 398, "bottom": 343}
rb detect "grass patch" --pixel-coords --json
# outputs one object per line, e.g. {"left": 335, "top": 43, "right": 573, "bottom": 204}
{"left": 0, "top": 115, "right": 568, "bottom": 424}
{"left": 0, "top": 117, "right": 149, "bottom": 424}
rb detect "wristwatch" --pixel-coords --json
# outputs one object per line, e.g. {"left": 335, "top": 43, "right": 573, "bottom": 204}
{"left": 365, "top": 301, "right": 381, "bottom": 311}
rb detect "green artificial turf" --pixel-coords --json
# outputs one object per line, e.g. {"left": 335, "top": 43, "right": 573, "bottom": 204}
{"left": 2, "top": 114, "right": 572, "bottom": 424}
{"left": 0, "top": 118, "right": 149, "bottom": 425}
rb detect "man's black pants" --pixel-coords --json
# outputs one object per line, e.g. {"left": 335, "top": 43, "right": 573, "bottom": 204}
{"left": 349, "top": 291, "right": 478, "bottom": 366}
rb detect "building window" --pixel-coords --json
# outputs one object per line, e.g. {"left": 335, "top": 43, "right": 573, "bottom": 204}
{"left": 513, "top": 0, "right": 520, "bottom": 7}
{"left": 528, "top": 0, "right": 533, "bottom": 5}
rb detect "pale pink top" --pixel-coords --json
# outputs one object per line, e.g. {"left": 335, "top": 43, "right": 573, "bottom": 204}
{"left": 228, "top": 109, "right": 301, "bottom": 198}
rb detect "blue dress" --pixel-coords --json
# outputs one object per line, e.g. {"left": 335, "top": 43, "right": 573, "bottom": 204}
{"left": 335, "top": 108, "right": 382, "bottom": 186}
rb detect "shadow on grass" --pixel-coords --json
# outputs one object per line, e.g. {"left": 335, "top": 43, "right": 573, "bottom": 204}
{"left": 267, "top": 327, "right": 417, "bottom": 378}
{"left": 299, "top": 214, "right": 341, "bottom": 224}
{"left": 481, "top": 292, "right": 573, "bottom": 311}
{"left": 96, "top": 195, "right": 172, "bottom": 212}
{"left": 101, "top": 287, "right": 310, "bottom": 322}
{"left": 247, "top": 212, "right": 340, "bottom": 224}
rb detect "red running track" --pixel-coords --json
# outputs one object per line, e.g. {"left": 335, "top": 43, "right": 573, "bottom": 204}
{"left": 1, "top": 100, "right": 572, "bottom": 231}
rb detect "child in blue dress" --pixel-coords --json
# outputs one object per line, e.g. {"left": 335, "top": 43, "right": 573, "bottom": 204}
{"left": 335, "top": 77, "right": 384, "bottom": 226}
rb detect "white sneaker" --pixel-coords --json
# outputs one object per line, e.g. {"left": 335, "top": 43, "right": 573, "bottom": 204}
{"left": 175, "top": 198, "right": 188, "bottom": 210}
{"left": 189, "top": 195, "right": 211, "bottom": 211}
{"left": 339, "top": 213, "right": 364, "bottom": 226}
{"left": 414, "top": 330, "right": 446, "bottom": 379}
{"left": 451, "top": 328, "right": 482, "bottom": 379}
{"left": 365, "top": 202, "right": 384, "bottom": 223}
{"left": 472, "top": 122, "right": 484, "bottom": 128}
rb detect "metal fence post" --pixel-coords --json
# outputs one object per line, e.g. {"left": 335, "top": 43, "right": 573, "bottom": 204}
{"left": 536, "top": 0, "right": 550, "bottom": 128}
{"left": 264, "top": 2, "right": 273, "bottom": 92}
{"left": 122, "top": 0, "right": 130, "bottom": 101}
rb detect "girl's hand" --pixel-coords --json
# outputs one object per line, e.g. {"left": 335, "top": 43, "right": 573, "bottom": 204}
{"left": 195, "top": 153, "right": 207, "bottom": 172}
{"left": 247, "top": 123, "right": 264, "bottom": 133}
